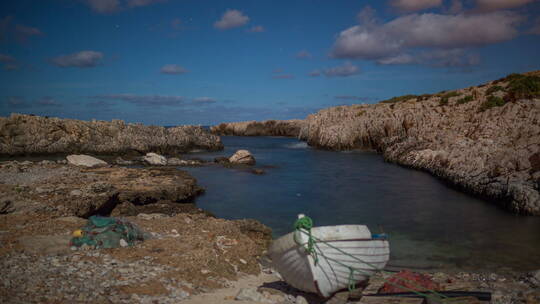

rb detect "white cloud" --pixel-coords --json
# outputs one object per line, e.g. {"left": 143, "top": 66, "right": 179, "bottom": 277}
{"left": 37, "top": 97, "right": 61, "bottom": 107}
{"left": 51, "top": 51, "right": 104, "bottom": 68}
{"left": 214, "top": 9, "right": 249, "bottom": 30}
{"left": 0, "top": 53, "right": 15, "bottom": 63}
{"left": 0, "top": 17, "right": 43, "bottom": 43}
{"left": 309, "top": 70, "right": 321, "bottom": 77}
{"left": 247, "top": 25, "right": 265, "bottom": 33}
{"left": 474, "top": 0, "right": 535, "bottom": 12}
{"left": 193, "top": 97, "right": 216, "bottom": 103}
{"left": 84, "top": 0, "right": 165, "bottom": 14}
{"left": 127, "top": 0, "right": 165, "bottom": 8}
{"left": 295, "top": 50, "right": 312, "bottom": 59}
{"left": 272, "top": 74, "right": 294, "bottom": 79}
{"left": 331, "top": 11, "right": 523, "bottom": 60}
{"left": 378, "top": 49, "right": 480, "bottom": 67}
{"left": 389, "top": 0, "right": 443, "bottom": 12}
{"left": 93, "top": 94, "right": 185, "bottom": 107}
{"left": 323, "top": 62, "right": 360, "bottom": 77}
{"left": 85, "top": 0, "right": 120, "bottom": 14}
{"left": 377, "top": 54, "right": 415, "bottom": 65}
{"left": 160, "top": 64, "right": 188, "bottom": 74}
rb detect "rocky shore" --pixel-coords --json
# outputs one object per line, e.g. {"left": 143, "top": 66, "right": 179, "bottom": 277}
{"left": 1, "top": 160, "right": 539, "bottom": 303}
{"left": 0, "top": 114, "right": 223, "bottom": 156}
{"left": 298, "top": 72, "right": 540, "bottom": 215}
{"left": 211, "top": 119, "right": 304, "bottom": 137}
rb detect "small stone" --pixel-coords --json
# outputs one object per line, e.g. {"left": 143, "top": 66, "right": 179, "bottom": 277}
{"left": 71, "top": 246, "right": 78, "bottom": 251}
{"left": 201, "top": 269, "right": 210, "bottom": 274}
{"left": 296, "top": 295, "right": 309, "bottom": 304}
{"left": 235, "top": 288, "right": 263, "bottom": 302}
{"left": 119, "top": 239, "right": 128, "bottom": 247}
{"left": 239, "top": 259, "right": 247, "bottom": 265}
{"left": 143, "top": 152, "right": 167, "bottom": 166}
{"left": 70, "top": 190, "right": 82, "bottom": 196}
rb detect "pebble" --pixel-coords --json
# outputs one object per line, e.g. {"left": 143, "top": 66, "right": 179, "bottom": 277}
{"left": 119, "top": 239, "right": 128, "bottom": 247}
{"left": 70, "top": 189, "right": 82, "bottom": 196}
{"left": 296, "top": 295, "right": 309, "bottom": 304}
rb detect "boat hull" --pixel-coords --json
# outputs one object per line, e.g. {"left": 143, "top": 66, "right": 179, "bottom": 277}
{"left": 268, "top": 225, "right": 390, "bottom": 298}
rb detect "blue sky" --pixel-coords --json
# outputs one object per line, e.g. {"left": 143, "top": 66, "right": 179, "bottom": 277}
{"left": 1, "top": 0, "right": 540, "bottom": 125}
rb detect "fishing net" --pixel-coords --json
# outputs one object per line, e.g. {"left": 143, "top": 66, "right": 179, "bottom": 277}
{"left": 70, "top": 216, "right": 150, "bottom": 249}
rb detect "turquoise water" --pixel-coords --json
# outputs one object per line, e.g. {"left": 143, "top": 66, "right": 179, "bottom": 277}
{"left": 184, "top": 136, "right": 540, "bottom": 273}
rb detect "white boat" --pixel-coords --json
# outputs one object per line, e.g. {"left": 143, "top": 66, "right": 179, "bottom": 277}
{"left": 268, "top": 215, "right": 390, "bottom": 298}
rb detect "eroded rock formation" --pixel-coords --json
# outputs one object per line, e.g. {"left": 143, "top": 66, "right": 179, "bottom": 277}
{"left": 299, "top": 73, "right": 540, "bottom": 215}
{"left": 0, "top": 114, "right": 223, "bottom": 155}
{"left": 211, "top": 119, "right": 304, "bottom": 137}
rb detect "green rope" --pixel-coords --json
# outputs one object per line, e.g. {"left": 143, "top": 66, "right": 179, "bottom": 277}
{"left": 293, "top": 216, "right": 447, "bottom": 301}
{"left": 348, "top": 267, "right": 356, "bottom": 292}
{"left": 293, "top": 216, "right": 318, "bottom": 265}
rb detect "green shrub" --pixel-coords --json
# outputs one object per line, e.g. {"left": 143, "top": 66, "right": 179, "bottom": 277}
{"left": 486, "top": 85, "right": 504, "bottom": 95}
{"left": 479, "top": 95, "right": 505, "bottom": 112}
{"left": 439, "top": 97, "right": 448, "bottom": 106}
{"left": 379, "top": 94, "right": 418, "bottom": 104}
{"left": 356, "top": 110, "right": 366, "bottom": 116}
{"left": 504, "top": 74, "right": 540, "bottom": 102}
{"left": 457, "top": 95, "right": 474, "bottom": 104}
{"left": 418, "top": 94, "right": 433, "bottom": 101}
{"left": 441, "top": 91, "right": 461, "bottom": 98}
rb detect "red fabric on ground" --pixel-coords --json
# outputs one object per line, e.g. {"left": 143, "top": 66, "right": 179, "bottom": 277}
{"left": 379, "top": 270, "right": 442, "bottom": 293}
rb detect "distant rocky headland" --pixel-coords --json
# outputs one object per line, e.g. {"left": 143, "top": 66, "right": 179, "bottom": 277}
{"left": 299, "top": 72, "right": 540, "bottom": 215}
{"left": 213, "top": 72, "right": 540, "bottom": 215}
{"left": 0, "top": 114, "right": 223, "bottom": 156}
{"left": 211, "top": 119, "right": 304, "bottom": 137}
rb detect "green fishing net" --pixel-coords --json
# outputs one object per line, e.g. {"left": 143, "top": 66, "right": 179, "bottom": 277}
{"left": 70, "top": 216, "right": 150, "bottom": 249}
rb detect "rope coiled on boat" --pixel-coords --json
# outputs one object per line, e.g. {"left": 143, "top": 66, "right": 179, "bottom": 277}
{"left": 292, "top": 216, "right": 448, "bottom": 300}
{"left": 293, "top": 216, "right": 318, "bottom": 265}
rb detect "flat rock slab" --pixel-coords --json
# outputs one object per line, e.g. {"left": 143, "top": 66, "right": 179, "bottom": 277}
{"left": 0, "top": 161, "right": 204, "bottom": 218}
{"left": 67, "top": 154, "right": 108, "bottom": 168}
{"left": 18, "top": 235, "right": 72, "bottom": 255}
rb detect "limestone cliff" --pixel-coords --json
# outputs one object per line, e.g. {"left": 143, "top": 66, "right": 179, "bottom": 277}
{"left": 0, "top": 114, "right": 223, "bottom": 155}
{"left": 299, "top": 72, "right": 540, "bottom": 215}
{"left": 211, "top": 119, "right": 304, "bottom": 137}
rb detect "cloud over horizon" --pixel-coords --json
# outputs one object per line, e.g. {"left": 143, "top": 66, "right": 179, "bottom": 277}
{"left": 0, "top": 16, "right": 43, "bottom": 43}
{"left": 160, "top": 64, "right": 188, "bottom": 74}
{"left": 474, "top": 0, "right": 535, "bottom": 12}
{"left": 389, "top": 0, "right": 443, "bottom": 12}
{"left": 247, "top": 25, "right": 265, "bottom": 33}
{"left": 92, "top": 94, "right": 186, "bottom": 107}
{"left": 323, "top": 62, "right": 360, "bottom": 77}
{"left": 84, "top": 0, "right": 166, "bottom": 14}
{"left": 51, "top": 50, "right": 104, "bottom": 68}
{"left": 331, "top": 8, "right": 523, "bottom": 67}
{"left": 214, "top": 9, "right": 250, "bottom": 30}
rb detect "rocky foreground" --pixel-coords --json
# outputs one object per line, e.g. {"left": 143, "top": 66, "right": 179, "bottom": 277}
{"left": 211, "top": 119, "right": 305, "bottom": 137}
{"left": 298, "top": 72, "right": 540, "bottom": 215}
{"left": 0, "top": 114, "right": 223, "bottom": 155}
{"left": 1, "top": 160, "right": 539, "bottom": 303}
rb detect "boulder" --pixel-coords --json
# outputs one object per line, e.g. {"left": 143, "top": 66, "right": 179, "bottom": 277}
{"left": 229, "top": 150, "right": 256, "bottom": 165}
{"left": 66, "top": 155, "right": 108, "bottom": 168}
{"left": 143, "top": 152, "right": 167, "bottom": 166}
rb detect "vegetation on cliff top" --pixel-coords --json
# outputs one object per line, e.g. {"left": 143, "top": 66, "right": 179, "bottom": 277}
{"left": 374, "top": 72, "right": 539, "bottom": 110}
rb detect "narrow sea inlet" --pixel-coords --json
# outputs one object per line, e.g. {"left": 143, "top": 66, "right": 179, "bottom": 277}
{"left": 185, "top": 136, "right": 540, "bottom": 273}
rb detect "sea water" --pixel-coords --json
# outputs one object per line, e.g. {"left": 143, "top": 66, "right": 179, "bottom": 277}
{"left": 185, "top": 136, "right": 540, "bottom": 273}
